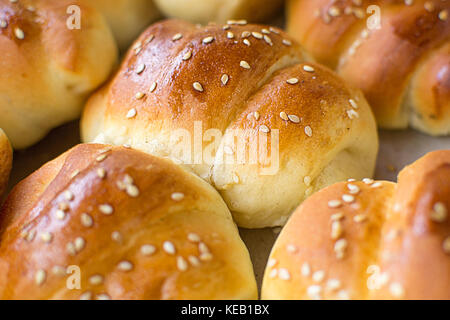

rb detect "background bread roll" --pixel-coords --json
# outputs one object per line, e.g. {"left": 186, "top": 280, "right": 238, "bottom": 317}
{"left": 81, "top": 0, "right": 160, "bottom": 50}
{"left": 0, "top": 0, "right": 117, "bottom": 149}
{"left": 0, "top": 129, "right": 12, "bottom": 198}
{"left": 287, "top": 0, "right": 450, "bottom": 135}
{"left": 0, "top": 144, "right": 257, "bottom": 300}
{"left": 154, "top": 0, "right": 283, "bottom": 24}
{"left": 81, "top": 20, "right": 379, "bottom": 228}
{"left": 262, "top": 150, "right": 450, "bottom": 300}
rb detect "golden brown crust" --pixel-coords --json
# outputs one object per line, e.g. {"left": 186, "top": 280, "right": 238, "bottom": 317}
{"left": 153, "top": 0, "right": 284, "bottom": 25}
{"left": 287, "top": 0, "right": 450, "bottom": 135}
{"left": 0, "top": 0, "right": 117, "bottom": 149}
{"left": 262, "top": 150, "right": 450, "bottom": 300}
{"left": 81, "top": 19, "right": 378, "bottom": 228}
{"left": 0, "top": 144, "right": 257, "bottom": 300}
{"left": 0, "top": 129, "right": 12, "bottom": 199}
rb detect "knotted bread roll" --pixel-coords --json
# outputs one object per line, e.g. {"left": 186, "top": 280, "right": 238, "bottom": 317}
{"left": 81, "top": 19, "right": 379, "bottom": 228}
{"left": 80, "top": 0, "right": 160, "bottom": 50}
{"left": 262, "top": 150, "right": 450, "bottom": 300}
{"left": 153, "top": 0, "right": 283, "bottom": 24}
{"left": 287, "top": 0, "right": 450, "bottom": 135}
{"left": 0, "top": 144, "right": 257, "bottom": 300}
{"left": 0, "top": 129, "right": 12, "bottom": 198}
{"left": 0, "top": 0, "right": 117, "bottom": 149}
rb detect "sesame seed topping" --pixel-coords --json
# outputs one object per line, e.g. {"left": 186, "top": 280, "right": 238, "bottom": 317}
{"left": 188, "top": 256, "right": 201, "bottom": 267}
{"left": 99, "top": 204, "right": 114, "bottom": 215}
{"left": 182, "top": 51, "right": 192, "bottom": 61}
{"left": 264, "top": 35, "right": 273, "bottom": 46}
{"left": 227, "top": 31, "right": 234, "bottom": 39}
{"left": 221, "top": 74, "right": 229, "bottom": 85}
{"left": 35, "top": 270, "right": 46, "bottom": 286}
{"left": 331, "top": 221, "right": 343, "bottom": 240}
{"left": 70, "top": 170, "right": 80, "bottom": 178}
{"left": 288, "top": 114, "right": 300, "bottom": 123}
{"left": 329, "top": 6, "right": 341, "bottom": 17}
{"left": 347, "top": 184, "right": 360, "bottom": 194}
{"left": 304, "top": 126, "right": 313, "bottom": 137}
{"left": 269, "top": 269, "right": 278, "bottom": 278}
{"left": 198, "top": 242, "right": 210, "bottom": 254}
{"left": 240, "top": 61, "right": 251, "bottom": 69}
{"left": 79, "top": 292, "right": 92, "bottom": 300}
{"left": 252, "top": 32, "right": 263, "bottom": 39}
{"left": 405, "top": 0, "right": 413, "bottom": 5}
{"left": 347, "top": 109, "right": 359, "bottom": 119}
{"left": 149, "top": 82, "right": 157, "bottom": 92}
{"left": 177, "top": 256, "right": 188, "bottom": 271}
{"left": 141, "top": 244, "right": 156, "bottom": 256}
{"left": 126, "top": 184, "right": 140, "bottom": 198}
{"left": 89, "top": 275, "right": 104, "bottom": 285}
{"left": 97, "top": 168, "right": 106, "bottom": 179}
{"left": 279, "top": 111, "right": 289, "bottom": 121}
{"left": 287, "top": 244, "right": 298, "bottom": 253}
{"left": 328, "top": 200, "right": 342, "bottom": 208}
{"left": 287, "top": 78, "right": 299, "bottom": 85}
{"left": 163, "top": 241, "right": 176, "bottom": 255}
{"left": 349, "top": 99, "right": 358, "bottom": 109}
{"left": 301, "top": 263, "right": 311, "bottom": 277}
{"left": 390, "top": 282, "right": 405, "bottom": 298}
{"left": 171, "top": 192, "right": 185, "bottom": 201}
{"left": 331, "top": 212, "right": 344, "bottom": 221}
{"left": 363, "top": 178, "right": 374, "bottom": 185}
{"left": 259, "top": 125, "right": 270, "bottom": 133}
{"left": 268, "top": 259, "right": 277, "bottom": 268}
{"left": 64, "top": 190, "right": 74, "bottom": 201}
{"left": 243, "top": 39, "right": 251, "bottom": 46}
{"left": 96, "top": 154, "right": 108, "bottom": 162}
{"left": 96, "top": 294, "right": 111, "bottom": 300}
{"left": 304, "top": 176, "right": 312, "bottom": 186}
{"left": 253, "top": 111, "right": 260, "bottom": 120}
{"left": 334, "top": 239, "right": 348, "bottom": 259}
{"left": 172, "top": 33, "right": 183, "bottom": 41}
{"left": 66, "top": 242, "right": 76, "bottom": 256}
{"left": 202, "top": 36, "right": 214, "bottom": 44}
{"left": 118, "top": 261, "right": 133, "bottom": 272}
{"left": 193, "top": 82, "right": 204, "bottom": 92}
{"left": 200, "top": 252, "right": 213, "bottom": 261}
{"left": 241, "top": 31, "right": 251, "bottom": 38}
{"left": 135, "top": 64, "right": 145, "bottom": 74}
{"left": 135, "top": 92, "right": 145, "bottom": 100}
{"left": 439, "top": 10, "right": 448, "bottom": 21}
{"left": 424, "top": 1, "right": 435, "bottom": 12}
{"left": 312, "top": 270, "right": 325, "bottom": 283}
{"left": 337, "top": 290, "right": 350, "bottom": 300}
{"left": 278, "top": 268, "right": 291, "bottom": 280}
{"left": 307, "top": 285, "right": 322, "bottom": 299}
{"left": 282, "top": 39, "right": 292, "bottom": 46}
{"left": 74, "top": 237, "right": 85, "bottom": 252}
{"left": 443, "top": 237, "right": 450, "bottom": 254}
{"left": 81, "top": 213, "right": 93, "bottom": 227}
{"left": 354, "top": 214, "right": 368, "bottom": 223}
{"left": 431, "top": 202, "right": 447, "bottom": 222}
{"left": 342, "top": 194, "right": 355, "bottom": 203}
{"left": 14, "top": 27, "right": 25, "bottom": 40}
{"left": 55, "top": 210, "right": 66, "bottom": 220}
{"left": 111, "top": 231, "right": 123, "bottom": 243}
{"left": 0, "top": 19, "right": 7, "bottom": 28}
{"left": 187, "top": 233, "right": 201, "bottom": 242}
{"left": 303, "top": 65, "right": 315, "bottom": 73}
{"left": 41, "top": 232, "right": 53, "bottom": 243}
{"left": 327, "top": 279, "right": 341, "bottom": 291}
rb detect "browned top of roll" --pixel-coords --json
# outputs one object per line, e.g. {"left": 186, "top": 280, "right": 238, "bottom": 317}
{"left": 0, "top": 129, "right": 12, "bottom": 198}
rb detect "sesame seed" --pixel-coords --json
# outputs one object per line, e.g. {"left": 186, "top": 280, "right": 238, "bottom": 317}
{"left": 243, "top": 39, "right": 251, "bottom": 46}
{"left": 363, "top": 178, "right": 374, "bottom": 185}
{"left": 424, "top": 1, "right": 435, "bottom": 12}
{"left": 41, "top": 232, "right": 53, "bottom": 243}
{"left": 79, "top": 292, "right": 92, "bottom": 300}
{"left": 259, "top": 125, "right": 270, "bottom": 133}
{"left": 118, "top": 261, "right": 133, "bottom": 272}
{"left": 304, "top": 176, "right": 312, "bottom": 186}
{"left": 313, "top": 270, "right": 325, "bottom": 283}
{"left": 278, "top": 268, "right": 291, "bottom": 280}
{"left": 59, "top": 202, "right": 69, "bottom": 211}
{"left": 301, "top": 263, "right": 311, "bottom": 277}
{"left": 182, "top": 51, "right": 192, "bottom": 61}
{"left": 177, "top": 256, "right": 188, "bottom": 271}
{"left": 96, "top": 294, "right": 111, "bottom": 300}
{"left": 135, "top": 64, "right": 145, "bottom": 74}
{"left": 439, "top": 10, "right": 448, "bottom": 21}
{"left": 66, "top": 242, "right": 76, "bottom": 256}
{"left": 35, "top": 270, "right": 46, "bottom": 286}
{"left": 252, "top": 32, "right": 263, "bottom": 39}
{"left": 145, "top": 34, "right": 155, "bottom": 44}
{"left": 405, "top": 0, "right": 413, "bottom": 5}
{"left": 171, "top": 192, "right": 185, "bottom": 201}
{"left": 371, "top": 182, "right": 383, "bottom": 188}
{"left": 303, "top": 65, "right": 315, "bottom": 72}
{"left": 287, "top": 78, "right": 299, "bottom": 85}
{"left": 347, "top": 109, "right": 359, "bottom": 119}
{"left": 431, "top": 202, "right": 447, "bottom": 222}
{"left": 241, "top": 31, "right": 251, "bottom": 38}
{"left": 81, "top": 213, "right": 93, "bottom": 227}
{"left": 443, "top": 237, "right": 450, "bottom": 254}
{"left": 329, "top": 6, "right": 341, "bottom": 17}
{"left": 187, "top": 233, "right": 201, "bottom": 243}
{"left": 347, "top": 184, "right": 360, "bottom": 194}
{"left": 97, "top": 168, "right": 106, "bottom": 179}
{"left": 135, "top": 92, "right": 145, "bottom": 100}
{"left": 269, "top": 27, "right": 279, "bottom": 34}
{"left": 305, "top": 126, "right": 313, "bottom": 137}
{"left": 89, "top": 275, "right": 104, "bottom": 285}
{"left": 287, "top": 244, "right": 298, "bottom": 253}
{"left": 279, "top": 112, "right": 289, "bottom": 121}
{"left": 163, "top": 241, "right": 176, "bottom": 255}
{"left": 71, "top": 170, "right": 80, "bottom": 178}
{"left": 52, "top": 266, "right": 66, "bottom": 276}
{"left": 331, "top": 221, "right": 343, "bottom": 240}
{"left": 240, "top": 61, "right": 251, "bottom": 69}
{"left": 264, "top": 35, "right": 273, "bottom": 46}
{"left": 268, "top": 259, "right": 277, "bottom": 268}
{"left": 172, "top": 33, "right": 182, "bottom": 41}
{"left": 64, "top": 190, "right": 74, "bottom": 201}
{"left": 202, "top": 36, "right": 214, "bottom": 44}
{"left": 0, "top": 19, "right": 7, "bottom": 28}
{"left": 193, "top": 82, "right": 204, "bottom": 92}
{"left": 334, "top": 239, "right": 348, "bottom": 259}
{"left": 198, "top": 242, "right": 210, "bottom": 254}
{"left": 149, "top": 82, "right": 157, "bottom": 92}
{"left": 282, "top": 39, "right": 292, "bottom": 46}
{"left": 223, "top": 25, "right": 230, "bottom": 30}
{"left": 188, "top": 256, "right": 201, "bottom": 267}
{"left": 328, "top": 200, "right": 342, "bottom": 208}
{"left": 99, "top": 204, "right": 114, "bottom": 215}
{"left": 331, "top": 212, "right": 344, "bottom": 221}
{"left": 221, "top": 74, "right": 229, "bottom": 85}
{"left": 253, "top": 111, "right": 260, "bottom": 120}
{"left": 111, "top": 231, "right": 123, "bottom": 243}
{"left": 96, "top": 154, "right": 108, "bottom": 162}
{"left": 14, "top": 27, "right": 25, "bottom": 40}
{"left": 200, "top": 252, "right": 213, "bottom": 261}
{"left": 55, "top": 210, "right": 66, "bottom": 220}
{"left": 227, "top": 31, "right": 234, "bottom": 39}
{"left": 354, "top": 214, "right": 368, "bottom": 223}
{"left": 74, "top": 237, "right": 85, "bottom": 252}
{"left": 349, "top": 99, "right": 358, "bottom": 109}
{"left": 141, "top": 244, "right": 156, "bottom": 256}
{"left": 342, "top": 194, "right": 355, "bottom": 203}
{"left": 390, "top": 282, "right": 405, "bottom": 298}
{"left": 269, "top": 269, "right": 278, "bottom": 278}
{"left": 337, "top": 290, "right": 350, "bottom": 300}
{"left": 327, "top": 279, "right": 341, "bottom": 291}
{"left": 126, "top": 185, "right": 140, "bottom": 197}
{"left": 288, "top": 114, "right": 301, "bottom": 123}
{"left": 307, "top": 285, "right": 322, "bottom": 299}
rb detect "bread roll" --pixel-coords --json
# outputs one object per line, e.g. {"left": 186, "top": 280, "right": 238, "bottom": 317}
{"left": 81, "top": 19, "right": 379, "bottom": 228}
{"left": 0, "top": 129, "right": 12, "bottom": 198}
{"left": 0, "top": 0, "right": 117, "bottom": 149}
{"left": 262, "top": 150, "right": 450, "bottom": 300}
{"left": 154, "top": 0, "right": 283, "bottom": 24}
{"left": 0, "top": 144, "right": 257, "bottom": 300}
{"left": 80, "top": 0, "right": 160, "bottom": 50}
{"left": 287, "top": 0, "right": 450, "bottom": 135}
